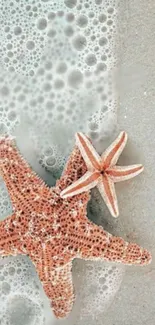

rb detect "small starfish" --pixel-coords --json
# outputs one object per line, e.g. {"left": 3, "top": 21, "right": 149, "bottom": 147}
{"left": 0, "top": 136, "right": 151, "bottom": 319}
{"left": 61, "top": 132, "right": 144, "bottom": 218}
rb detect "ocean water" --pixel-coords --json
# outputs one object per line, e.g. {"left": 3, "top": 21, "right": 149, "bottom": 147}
{"left": 1, "top": 0, "right": 153, "bottom": 324}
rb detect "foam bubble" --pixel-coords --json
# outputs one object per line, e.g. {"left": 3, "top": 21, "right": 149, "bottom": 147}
{"left": 85, "top": 53, "right": 97, "bottom": 66}
{"left": 76, "top": 15, "right": 88, "bottom": 28}
{"left": 46, "top": 156, "right": 56, "bottom": 167}
{"left": 48, "top": 11, "right": 56, "bottom": 20}
{"left": 68, "top": 69, "right": 83, "bottom": 88}
{"left": 37, "top": 18, "right": 47, "bottom": 30}
{"left": 14, "top": 26, "right": 22, "bottom": 36}
{"left": 26, "top": 41, "right": 35, "bottom": 50}
{"left": 95, "top": 0, "right": 103, "bottom": 4}
{"left": 107, "top": 7, "right": 114, "bottom": 14}
{"left": 64, "top": 0, "right": 77, "bottom": 8}
{"left": 96, "top": 62, "right": 107, "bottom": 73}
{"left": 72, "top": 34, "right": 87, "bottom": 51}
{"left": 88, "top": 121, "right": 99, "bottom": 131}
{"left": 1, "top": 282, "right": 11, "bottom": 295}
{"left": 99, "top": 13, "right": 107, "bottom": 23}
{"left": 43, "top": 82, "right": 52, "bottom": 91}
{"left": 99, "top": 36, "right": 108, "bottom": 46}
{"left": 56, "top": 62, "right": 67, "bottom": 73}
{"left": 64, "top": 25, "right": 74, "bottom": 37}
{"left": 0, "top": 86, "right": 9, "bottom": 96}
{"left": 66, "top": 12, "right": 75, "bottom": 22}
{"left": 54, "top": 79, "right": 64, "bottom": 89}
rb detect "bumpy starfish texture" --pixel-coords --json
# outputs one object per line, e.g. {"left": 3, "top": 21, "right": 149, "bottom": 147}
{"left": 0, "top": 136, "right": 151, "bottom": 319}
{"left": 61, "top": 132, "right": 144, "bottom": 218}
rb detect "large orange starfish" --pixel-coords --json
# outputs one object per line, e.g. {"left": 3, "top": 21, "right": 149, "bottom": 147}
{"left": 0, "top": 135, "right": 151, "bottom": 319}
{"left": 61, "top": 132, "right": 144, "bottom": 217}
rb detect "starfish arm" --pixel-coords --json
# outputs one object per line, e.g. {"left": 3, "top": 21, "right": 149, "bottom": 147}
{"left": 44, "top": 263, "right": 74, "bottom": 319}
{"left": 31, "top": 253, "right": 74, "bottom": 319}
{"left": 106, "top": 164, "right": 144, "bottom": 182}
{"left": 97, "top": 175, "right": 119, "bottom": 218}
{"left": 101, "top": 131, "right": 128, "bottom": 168}
{"left": 0, "top": 215, "right": 23, "bottom": 256}
{"left": 78, "top": 221, "right": 152, "bottom": 266}
{"left": 57, "top": 145, "right": 88, "bottom": 192}
{"left": 76, "top": 132, "right": 101, "bottom": 171}
{"left": 0, "top": 137, "right": 48, "bottom": 209}
{"left": 60, "top": 171, "right": 100, "bottom": 198}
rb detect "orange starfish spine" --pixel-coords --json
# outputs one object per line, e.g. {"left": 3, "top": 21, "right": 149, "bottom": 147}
{"left": 0, "top": 135, "right": 151, "bottom": 319}
{"left": 60, "top": 132, "right": 144, "bottom": 218}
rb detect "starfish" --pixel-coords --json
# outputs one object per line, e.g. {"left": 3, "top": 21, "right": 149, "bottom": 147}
{"left": 0, "top": 136, "right": 151, "bottom": 319}
{"left": 61, "top": 132, "right": 144, "bottom": 218}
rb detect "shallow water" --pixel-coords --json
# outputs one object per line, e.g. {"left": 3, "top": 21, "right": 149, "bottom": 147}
{"left": 0, "top": 0, "right": 154, "bottom": 324}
